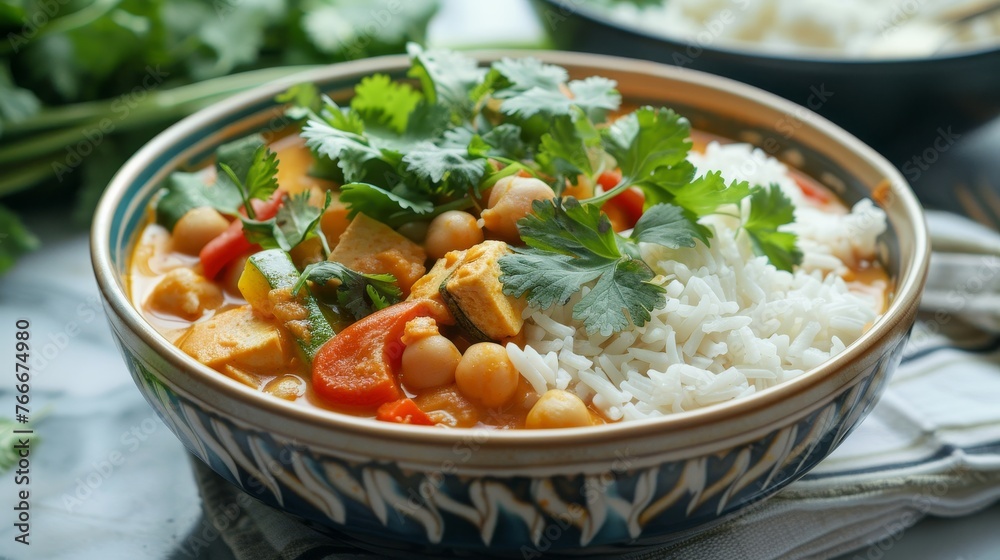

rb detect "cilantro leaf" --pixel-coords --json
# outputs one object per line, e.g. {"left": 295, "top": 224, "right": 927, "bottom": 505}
{"left": 242, "top": 145, "right": 280, "bottom": 201}
{"left": 536, "top": 114, "right": 599, "bottom": 187}
{"left": 602, "top": 106, "right": 691, "bottom": 187}
{"left": 567, "top": 77, "right": 621, "bottom": 121}
{"left": 302, "top": 113, "right": 385, "bottom": 182}
{"left": 672, "top": 173, "right": 752, "bottom": 217}
{"left": 402, "top": 142, "right": 488, "bottom": 195}
{"left": 573, "top": 258, "right": 662, "bottom": 336}
{"left": 276, "top": 83, "right": 322, "bottom": 120}
{"left": 499, "top": 77, "right": 620, "bottom": 121}
{"left": 242, "top": 192, "right": 330, "bottom": 252}
{"left": 481, "top": 123, "right": 527, "bottom": 160}
{"left": 295, "top": 261, "right": 402, "bottom": 321}
{"left": 155, "top": 172, "right": 243, "bottom": 230}
{"left": 407, "top": 43, "right": 484, "bottom": 120}
{"left": 517, "top": 198, "right": 619, "bottom": 259}
{"left": 499, "top": 198, "right": 664, "bottom": 335}
{"left": 351, "top": 74, "right": 422, "bottom": 134}
{"left": 217, "top": 144, "right": 280, "bottom": 219}
{"left": 498, "top": 250, "right": 604, "bottom": 310}
{"left": 629, "top": 203, "right": 710, "bottom": 249}
{"left": 338, "top": 182, "right": 434, "bottom": 227}
{"left": 491, "top": 57, "right": 568, "bottom": 98}
{"left": 216, "top": 135, "right": 268, "bottom": 183}
{"left": 743, "top": 184, "right": 803, "bottom": 272}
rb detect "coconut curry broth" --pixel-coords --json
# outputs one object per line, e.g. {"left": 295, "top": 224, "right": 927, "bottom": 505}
{"left": 129, "top": 131, "right": 891, "bottom": 429}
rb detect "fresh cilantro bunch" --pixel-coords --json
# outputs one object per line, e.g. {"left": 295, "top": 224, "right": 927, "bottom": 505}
{"left": 0, "top": 0, "right": 439, "bottom": 275}
{"left": 289, "top": 45, "right": 802, "bottom": 336}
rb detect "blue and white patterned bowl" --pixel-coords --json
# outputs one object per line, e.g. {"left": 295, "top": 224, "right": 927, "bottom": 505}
{"left": 91, "top": 52, "right": 928, "bottom": 556}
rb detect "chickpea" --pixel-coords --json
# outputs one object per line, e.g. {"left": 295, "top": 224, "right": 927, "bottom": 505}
{"left": 172, "top": 207, "right": 230, "bottom": 255}
{"left": 480, "top": 176, "right": 555, "bottom": 242}
{"left": 454, "top": 342, "right": 519, "bottom": 408}
{"left": 263, "top": 375, "right": 306, "bottom": 401}
{"left": 525, "top": 389, "right": 592, "bottom": 429}
{"left": 401, "top": 335, "right": 462, "bottom": 390}
{"left": 424, "top": 211, "right": 484, "bottom": 259}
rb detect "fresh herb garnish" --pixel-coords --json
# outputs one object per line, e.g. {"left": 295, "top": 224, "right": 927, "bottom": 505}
{"left": 219, "top": 144, "right": 280, "bottom": 219}
{"left": 243, "top": 192, "right": 332, "bottom": 253}
{"left": 283, "top": 47, "right": 803, "bottom": 335}
{"left": 500, "top": 198, "right": 707, "bottom": 336}
{"left": 294, "top": 261, "right": 402, "bottom": 321}
{"left": 743, "top": 184, "right": 803, "bottom": 271}
{"left": 154, "top": 135, "right": 275, "bottom": 229}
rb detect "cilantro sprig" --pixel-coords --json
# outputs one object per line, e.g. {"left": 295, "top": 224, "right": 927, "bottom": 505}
{"left": 500, "top": 198, "right": 707, "bottom": 336}
{"left": 280, "top": 47, "right": 804, "bottom": 336}
{"left": 294, "top": 261, "right": 402, "bottom": 321}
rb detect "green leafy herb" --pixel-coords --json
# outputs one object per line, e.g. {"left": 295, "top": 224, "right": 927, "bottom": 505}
{"left": 242, "top": 191, "right": 331, "bottom": 253}
{"left": 500, "top": 198, "right": 677, "bottom": 336}
{"left": 351, "top": 74, "right": 423, "bottom": 134}
{"left": 407, "top": 43, "right": 485, "bottom": 120}
{"left": 218, "top": 144, "right": 280, "bottom": 219}
{"left": 154, "top": 172, "right": 243, "bottom": 231}
{"left": 290, "top": 48, "right": 803, "bottom": 335}
{"left": 294, "top": 261, "right": 403, "bottom": 321}
{"left": 277, "top": 83, "right": 322, "bottom": 121}
{"left": 743, "top": 184, "right": 803, "bottom": 272}
{"left": 157, "top": 138, "right": 278, "bottom": 229}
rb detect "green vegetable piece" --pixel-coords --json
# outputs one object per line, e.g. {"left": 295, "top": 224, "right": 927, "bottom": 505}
{"left": 242, "top": 249, "right": 335, "bottom": 361}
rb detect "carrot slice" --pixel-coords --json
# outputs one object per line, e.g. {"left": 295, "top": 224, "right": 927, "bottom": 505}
{"left": 376, "top": 398, "right": 434, "bottom": 425}
{"left": 311, "top": 299, "right": 444, "bottom": 408}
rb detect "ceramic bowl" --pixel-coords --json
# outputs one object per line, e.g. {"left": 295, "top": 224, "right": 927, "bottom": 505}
{"left": 91, "top": 51, "right": 929, "bottom": 557}
{"left": 534, "top": 0, "right": 1000, "bottom": 152}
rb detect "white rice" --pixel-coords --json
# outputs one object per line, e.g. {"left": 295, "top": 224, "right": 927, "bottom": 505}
{"left": 605, "top": 0, "right": 1000, "bottom": 58}
{"left": 506, "top": 142, "right": 888, "bottom": 420}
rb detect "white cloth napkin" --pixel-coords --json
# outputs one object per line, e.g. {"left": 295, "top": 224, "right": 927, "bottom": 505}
{"left": 196, "top": 211, "right": 1000, "bottom": 560}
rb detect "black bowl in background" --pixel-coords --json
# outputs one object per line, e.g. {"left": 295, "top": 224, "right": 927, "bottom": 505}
{"left": 534, "top": 0, "right": 1000, "bottom": 161}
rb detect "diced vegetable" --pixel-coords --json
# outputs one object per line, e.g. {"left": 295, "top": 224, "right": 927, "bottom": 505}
{"left": 440, "top": 241, "right": 525, "bottom": 341}
{"left": 238, "top": 249, "right": 335, "bottom": 361}
{"left": 146, "top": 268, "right": 223, "bottom": 321}
{"left": 311, "top": 299, "right": 446, "bottom": 408}
{"left": 179, "top": 306, "right": 293, "bottom": 372}
{"left": 328, "top": 213, "right": 427, "bottom": 294}
{"left": 376, "top": 398, "right": 434, "bottom": 425}
{"left": 602, "top": 186, "right": 645, "bottom": 232}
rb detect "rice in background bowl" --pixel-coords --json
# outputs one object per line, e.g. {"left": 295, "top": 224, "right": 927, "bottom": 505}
{"left": 91, "top": 51, "right": 929, "bottom": 554}
{"left": 607, "top": 0, "right": 1000, "bottom": 58}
